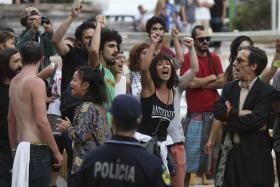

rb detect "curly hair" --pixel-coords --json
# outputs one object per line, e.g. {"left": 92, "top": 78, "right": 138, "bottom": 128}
{"left": 129, "top": 43, "right": 149, "bottom": 72}
{"left": 149, "top": 54, "right": 179, "bottom": 89}
{"left": 100, "top": 28, "right": 122, "bottom": 52}
{"left": 20, "top": 7, "right": 39, "bottom": 27}
{"left": 74, "top": 21, "right": 96, "bottom": 43}
{"left": 145, "top": 16, "right": 166, "bottom": 34}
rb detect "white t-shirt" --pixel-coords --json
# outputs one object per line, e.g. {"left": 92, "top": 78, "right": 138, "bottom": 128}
{"left": 167, "top": 86, "right": 185, "bottom": 143}
{"left": 195, "top": 0, "right": 214, "bottom": 20}
{"left": 47, "top": 70, "right": 62, "bottom": 116}
{"left": 115, "top": 75, "right": 127, "bottom": 96}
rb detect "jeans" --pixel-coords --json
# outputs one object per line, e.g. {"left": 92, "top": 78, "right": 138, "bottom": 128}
{"left": 29, "top": 144, "right": 52, "bottom": 187}
{"left": 0, "top": 153, "right": 13, "bottom": 187}
{"left": 55, "top": 132, "right": 73, "bottom": 177}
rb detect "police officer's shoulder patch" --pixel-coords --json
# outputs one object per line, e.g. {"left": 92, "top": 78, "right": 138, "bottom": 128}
{"left": 161, "top": 168, "right": 171, "bottom": 185}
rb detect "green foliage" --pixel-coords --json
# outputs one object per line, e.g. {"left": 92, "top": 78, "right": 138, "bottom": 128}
{"left": 232, "top": 0, "right": 271, "bottom": 31}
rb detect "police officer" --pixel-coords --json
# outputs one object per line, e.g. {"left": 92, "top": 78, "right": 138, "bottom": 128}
{"left": 73, "top": 94, "right": 171, "bottom": 187}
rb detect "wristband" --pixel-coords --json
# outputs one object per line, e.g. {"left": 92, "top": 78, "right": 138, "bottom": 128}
{"left": 273, "top": 60, "right": 280, "bottom": 68}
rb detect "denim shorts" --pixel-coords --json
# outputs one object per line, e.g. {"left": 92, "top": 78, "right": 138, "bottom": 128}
{"left": 29, "top": 144, "right": 52, "bottom": 187}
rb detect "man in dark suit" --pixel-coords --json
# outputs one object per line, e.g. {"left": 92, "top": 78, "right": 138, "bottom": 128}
{"left": 214, "top": 46, "right": 278, "bottom": 187}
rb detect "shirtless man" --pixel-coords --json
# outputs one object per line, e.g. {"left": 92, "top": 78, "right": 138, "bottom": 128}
{"left": 8, "top": 41, "right": 63, "bottom": 187}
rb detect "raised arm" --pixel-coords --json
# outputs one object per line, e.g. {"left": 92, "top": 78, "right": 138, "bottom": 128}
{"left": 88, "top": 15, "right": 104, "bottom": 69}
{"left": 16, "top": 17, "right": 41, "bottom": 50}
{"left": 140, "top": 32, "right": 162, "bottom": 97}
{"left": 52, "top": 2, "right": 82, "bottom": 56}
{"left": 171, "top": 27, "right": 184, "bottom": 66}
{"left": 179, "top": 37, "right": 199, "bottom": 89}
{"left": 260, "top": 39, "right": 280, "bottom": 83}
{"left": 37, "top": 62, "right": 56, "bottom": 79}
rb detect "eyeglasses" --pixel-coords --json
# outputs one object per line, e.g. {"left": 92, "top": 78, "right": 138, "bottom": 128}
{"left": 195, "top": 36, "right": 211, "bottom": 43}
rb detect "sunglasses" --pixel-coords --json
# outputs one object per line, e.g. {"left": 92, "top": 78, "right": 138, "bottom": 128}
{"left": 195, "top": 36, "right": 211, "bottom": 43}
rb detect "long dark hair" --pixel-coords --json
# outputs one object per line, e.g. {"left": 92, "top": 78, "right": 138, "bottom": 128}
{"left": 149, "top": 54, "right": 179, "bottom": 89}
{"left": 77, "top": 66, "right": 107, "bottom": 105}
{"left": 224, "top": 35, "right": 254, "bottom": 82}
{"left": 0, "top": 48, "right": 19, "bottom": 82}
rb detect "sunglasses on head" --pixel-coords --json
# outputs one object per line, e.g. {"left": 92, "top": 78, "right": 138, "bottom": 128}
{"left": 195, "top": 36, "right": 211, "bottom": 43}
{"left": 115, "top": 55, "right": 125, "bottom": 60}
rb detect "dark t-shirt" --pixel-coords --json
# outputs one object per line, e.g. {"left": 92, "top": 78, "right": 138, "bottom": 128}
{"left": 73, "top": 135, "right": 170, "bottom": 187}
{"left": 210, "top": 0, "right": 224, "bottom": 18}
{"left": 61, "top": 46, "right": 89, "bottom": 93}
{"left": 139, "top": 93, "right": 175, "bottom": 141}
{"left": 0, "top": 82, "right": 11, "bottom": 153}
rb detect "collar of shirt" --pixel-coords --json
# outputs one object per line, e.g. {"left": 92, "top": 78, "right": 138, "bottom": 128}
{"left": 239, "top": 77, "right": 258, "bottom": 90}
{"left": 106, "top": 135, "right": 140, "bottom": 146}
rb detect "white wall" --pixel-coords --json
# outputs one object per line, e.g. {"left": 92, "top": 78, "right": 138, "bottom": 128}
{"left": 0, "top": 0, "right": 12, "bottom": 4}
{"left": 95, "top": 0, "right": 157, "bottom": 16}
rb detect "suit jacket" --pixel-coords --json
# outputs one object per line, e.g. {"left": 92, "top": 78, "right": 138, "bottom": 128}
{"left": 214, "top": 78, "right": 277, "bottom": 184}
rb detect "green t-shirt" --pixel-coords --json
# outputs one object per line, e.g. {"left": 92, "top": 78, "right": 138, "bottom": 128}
{"left": 98, "top": 63, "right": 115, "bottom": 128}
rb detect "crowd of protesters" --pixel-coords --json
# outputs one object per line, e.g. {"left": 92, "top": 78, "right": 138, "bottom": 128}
{"left": 1, "top": 1, "right": 280, "bottom": 187}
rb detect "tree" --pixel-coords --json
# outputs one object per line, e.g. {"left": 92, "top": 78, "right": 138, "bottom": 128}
{"left": 232, "top": 0, "right": 271, "bottom": 31}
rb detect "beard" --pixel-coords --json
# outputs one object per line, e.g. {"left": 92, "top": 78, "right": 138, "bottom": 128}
{"left": 198, "top": 43, "right": 209, "bottom": 53}
{"left": 105, "top": 53, "right": 117, "bottom": 66}
{"left": 106, "top": 58, "right": 116, "bottom": 66}
{"left": 7, "top": 67, "right": 21, "bottom": 79}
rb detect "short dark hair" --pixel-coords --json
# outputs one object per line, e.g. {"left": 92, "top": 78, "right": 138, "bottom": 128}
{"left": 149, "top": 54, "right": 179, "bottom": 89}
{"left": 20, "top": 41, "right": 43, "bottom": 65}
{"left": 191, "top": 25, "right": 205, "bottom": 39}
{"left": 240, "top": 46, "right": 267, "bottom": 76}
{"left": 145, "top": 16, "right": 166, "bottom": 33}
{"left": 74, "top": 21, "right": 96, "bottom": 42}
{"left": 0, "top": 48, "right": 19, "bottom": 82}
{"left": 100, "top": 28, "right": 122, "bottom": 52}
{"left": 76, "top": 66, "right": 107, "bottom": 105}
{"left": 0, "top": 31, "right": 11, "bottom": 45}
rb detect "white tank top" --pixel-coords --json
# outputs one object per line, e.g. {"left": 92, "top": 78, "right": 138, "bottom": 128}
{"left": 115, "top": 75, "right": 127, "bottom": 96}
